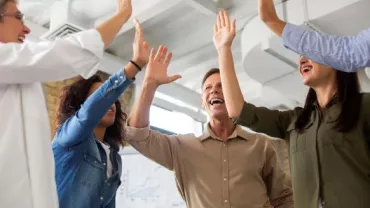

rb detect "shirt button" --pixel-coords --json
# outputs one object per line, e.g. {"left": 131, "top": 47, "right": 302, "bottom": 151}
{"left": 100, "top": 196, "right": 104, "bottom": 200}
{"left": 103, "top": 163, "right": 106, "bottom": 166}
{"left": 223, "top": 178, "right": 227, "bottom": 181}
{"left": 120, "top": 76, "right": 124, "bottom": 80}
{"left": 223, "top": 144, "right": 226, "bottom": 147}
{"left": 224, "top": 200, "right": 228, "bottom": 203}
{"left": 223, "top": 159, "right": 227, "bottom": 162}
{"left": 114, "top": 80, "right": 119, "bottom": 84}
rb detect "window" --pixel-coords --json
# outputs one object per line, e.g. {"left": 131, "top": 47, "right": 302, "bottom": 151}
{"left": 149, "top": 105, "right": 203, "bottom": 136}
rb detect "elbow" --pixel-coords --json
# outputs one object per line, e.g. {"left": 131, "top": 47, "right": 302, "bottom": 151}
{"left": 227, "top": 103, "right": 244, "bottom": 120}
{"left": 228, "top": 110, "right": 240, "bottom": 121}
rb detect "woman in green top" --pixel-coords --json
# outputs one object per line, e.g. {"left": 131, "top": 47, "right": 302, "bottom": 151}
{"left": 213, "top": 10, "right": 370, "bottom": 208}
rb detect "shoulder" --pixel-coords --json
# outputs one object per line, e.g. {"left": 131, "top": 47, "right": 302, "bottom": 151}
{"left": 163, "top": 133, "right": 199, "bottom": 146}
{"left": 237, "top": 126, "right": 272, "bottom": 145}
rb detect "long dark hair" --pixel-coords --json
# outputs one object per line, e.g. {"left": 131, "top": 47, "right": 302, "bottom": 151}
{"left": 55, "top": 75, "right": 126, "bottom": 146}
{"left": 295, "top": 70, "right": 362, "bottom": 132}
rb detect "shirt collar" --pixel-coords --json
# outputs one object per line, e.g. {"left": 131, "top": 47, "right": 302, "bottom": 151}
{"left": 198, "top": 123, "right": 249, "bottom": 142}
{"left": 94, "top": 134, "right": 120, "bottom": 151}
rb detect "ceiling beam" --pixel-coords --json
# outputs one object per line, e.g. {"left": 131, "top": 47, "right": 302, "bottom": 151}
{"left": 261, "top": 36, "right": 299, "bottom": 69}
{"left": 185, "top": 0, "right": 218, "bottom": 15}
{"left": 95, "top": 0, "right": 183, "bottom": 36}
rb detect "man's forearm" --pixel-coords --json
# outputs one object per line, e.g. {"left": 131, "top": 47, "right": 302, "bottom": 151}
{"left": 218, "top": 46, "right": 244, "bottom": 119}
{"left": 96, "top": 11, "right": 131, "bottom": 49}
{"left": 129, "top": 79, "right": 158, "bottom": 128}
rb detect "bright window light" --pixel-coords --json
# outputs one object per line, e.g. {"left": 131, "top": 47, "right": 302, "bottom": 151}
{"left": 150, "top": 105, "right": 203, "bottom": 136}
{"left": 154, "top": 91, "right": 199, "bottom": 112}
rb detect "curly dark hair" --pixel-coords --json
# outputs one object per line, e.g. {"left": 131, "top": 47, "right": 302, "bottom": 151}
{"left": 55, "top": 75, "right": 127, "bottom": 146}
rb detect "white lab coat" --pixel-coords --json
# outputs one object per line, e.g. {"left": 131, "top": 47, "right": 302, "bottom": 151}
{"left": 0, "top": 29, "right": 104, "bottom": 208}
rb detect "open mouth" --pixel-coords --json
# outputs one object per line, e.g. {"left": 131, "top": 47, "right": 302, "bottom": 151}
{"left": 301, "top": 65, "right": 312, "bottom": 74}
{"left": 107, "top": 107, "right": 115, "bottom": 114}
{"left": 209, "top": 98, "right": 225, "bottom": 106}
{"left": 18, "top": 35, "right": 25, "bottom": 43}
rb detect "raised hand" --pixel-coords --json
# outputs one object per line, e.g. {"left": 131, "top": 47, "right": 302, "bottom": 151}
{"left": 144, "top": 46, "right": 182, "bottom": 86}
{"left": 117, "top": 0, "right": 132, "bottom": 17}
{"left": 132, "top": 19, "right": 149, "bottom": 68}
{"left": 213, "top": 11, "right": 236, "bottom": 51}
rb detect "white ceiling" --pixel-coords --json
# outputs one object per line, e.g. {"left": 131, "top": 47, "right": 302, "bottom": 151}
{"left": 19, "top": 0, "right": 370, "bottom": 122}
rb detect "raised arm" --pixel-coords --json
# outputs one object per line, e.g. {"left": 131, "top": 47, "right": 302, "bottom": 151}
{"left": 214, "top": 11, "right": 295, "bottom": 139}
{"left": 129, "top": 46, "right": 181, "bottom": 128}
{"left": 56, "top": 19, "right": 148, "bottom": 147}
{"left": 97, "top": 0, "right": 132, "bottom": 48}
{"left": 0, "top": 0, "right": 133, "bottom": 83}
{"left": 213, "top": 11, "right": 243, "bottom": 120}
{"left": 259, "top": 0, "right": 370, "bottom": 72}
{"left": 126, "top": 46, "right": 182, "bottom": 170}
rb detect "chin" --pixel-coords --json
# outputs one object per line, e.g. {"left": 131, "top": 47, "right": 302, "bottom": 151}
{"left": 211, "top": 112, "right": 228, "bottom": 120}
{"left": 100, "top": 121, "right": 115, "bottom": 128}
{"left": 302, "top": 78, "right": 311, "bottom": 86}
{"left": 100, "top": 117, "right": 115, "bottom": 127}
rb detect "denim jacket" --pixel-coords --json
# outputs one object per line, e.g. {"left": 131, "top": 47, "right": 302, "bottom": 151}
{"left": 52, "top": 70, "right": 133, "bottom": 208}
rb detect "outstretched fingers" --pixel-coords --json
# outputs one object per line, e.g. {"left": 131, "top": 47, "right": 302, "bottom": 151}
{"left": 149, "top": 48, "right": 156, "bottom": 62}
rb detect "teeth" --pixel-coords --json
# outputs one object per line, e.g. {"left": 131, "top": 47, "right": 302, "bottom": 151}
{"left": 302, "top": 66, "right": 312, "bottom": 72}
{"left": 210, "top": 98, "right": 225, "bottom": 105}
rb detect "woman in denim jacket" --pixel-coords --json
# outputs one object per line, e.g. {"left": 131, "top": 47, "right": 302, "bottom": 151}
{"left": 51, "top": 20, "right": 162, "bottom": 208}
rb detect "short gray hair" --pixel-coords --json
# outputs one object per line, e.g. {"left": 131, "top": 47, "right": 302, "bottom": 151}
{"left": 0, "top": 0, "right": 16, "bottom": 21}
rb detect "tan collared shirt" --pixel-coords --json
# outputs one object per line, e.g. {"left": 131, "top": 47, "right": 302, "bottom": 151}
{"left": 126, "top": 124, "right": 293, "bottom": 208}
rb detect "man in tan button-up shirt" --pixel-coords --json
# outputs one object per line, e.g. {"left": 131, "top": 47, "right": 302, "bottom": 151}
{"left": 126, "top": 31, "right": 293, "bottom": 207}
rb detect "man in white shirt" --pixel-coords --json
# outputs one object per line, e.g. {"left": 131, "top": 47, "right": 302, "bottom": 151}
{"left": 0, "top": 0, "right": 134, "bottom": 207}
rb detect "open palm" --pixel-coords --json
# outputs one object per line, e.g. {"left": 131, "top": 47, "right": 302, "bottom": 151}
{"left": 144, "top": 46, "right": 182, "bottom": 86}
{"left": 213, "top": 11, "right": 236, "bottom": 51}
{"left": 132, "top": 19, "right": 149, "bottom": 67}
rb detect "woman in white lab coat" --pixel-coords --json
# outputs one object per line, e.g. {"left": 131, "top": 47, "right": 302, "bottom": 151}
{"left": 0, "top": 0, "right": 133, "bottom": 207}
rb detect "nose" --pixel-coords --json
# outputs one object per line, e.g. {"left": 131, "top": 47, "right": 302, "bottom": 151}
{"left": 23, "top": 24, "right": 31, "bottom": 35}
{"left": 210, "top": 86, "right": 219, "bottom": 94}
{"left": 299, "top": 56, "right": 308, "bottom": 66}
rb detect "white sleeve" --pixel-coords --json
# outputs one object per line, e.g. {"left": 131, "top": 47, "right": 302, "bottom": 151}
{"left": 0, "top": 29, "right": 104, "bottom": 83}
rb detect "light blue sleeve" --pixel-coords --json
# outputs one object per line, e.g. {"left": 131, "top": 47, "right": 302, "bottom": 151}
{"left": 282, "top": 23, "right": 370, "bottom": 72}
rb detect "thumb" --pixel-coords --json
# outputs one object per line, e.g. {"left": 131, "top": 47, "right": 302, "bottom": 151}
{"left": 166, "top": 74, "right": 182, "bottom": 83}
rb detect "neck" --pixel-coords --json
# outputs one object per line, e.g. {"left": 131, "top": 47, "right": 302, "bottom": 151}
{"left": 313, "top": 81, "right": 338, "bottom": 110}
{"left": 209, "top": 117, "right": 235, "bottom": 140}
{"left": 94, "top": 126, "right": 106, "bottom": 142}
